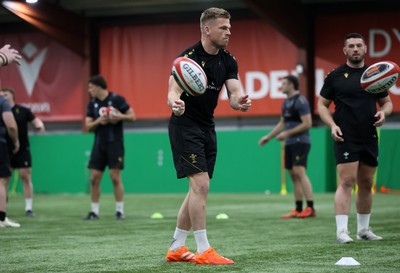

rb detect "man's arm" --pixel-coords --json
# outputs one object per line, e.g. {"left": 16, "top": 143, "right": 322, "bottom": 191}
{"left": 167, "top": 75, "right": 185, "bottom": 116}
{"left": 109, "top": 107, "right": 136, "bottom": 123}
{"left": 225, "top": 78, "right": 251, "bottom": 112}
{"left": 317, "top": 96, "right": 344, "bottom": 142}
{"left": 258, "top": 117, "right": 285, "bottom": 146}
{"left": 2, "top": 112, "right": 19, "bottom": 153}
{"left": 31, "top": 117, "right": 45, "bottom": 132}
{"left": 85, "top": 116, "right": 104, "bottom": 132}
{"left": 374, "top": 95, "right": 393, "bottom": 127}
{"left": 276, "top": 114, "right": 312, "bottom": 141}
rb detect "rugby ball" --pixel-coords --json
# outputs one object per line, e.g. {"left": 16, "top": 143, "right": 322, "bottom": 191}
{"left": 99, "top": 106, "right": 116, "bottom": 118}
{"left": 171, "top": 57, "right": 207, "bottom": 96}
{"left": 360, "top": 61, "right": 399, "bottom": 93}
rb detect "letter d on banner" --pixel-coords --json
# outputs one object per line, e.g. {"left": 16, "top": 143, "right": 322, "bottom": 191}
{"left": 369, "top": 29, "right": 391, "bottom": 58}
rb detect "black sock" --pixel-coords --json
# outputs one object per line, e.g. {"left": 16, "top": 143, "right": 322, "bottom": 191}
{"left": 0, "top": 211, "right": 6, "bottom": 221}
{"left": 306, "top": 200, "right": 314, "bottom": 209}
{"left": 295, "top": 201, "right": 303, "bottom": 212}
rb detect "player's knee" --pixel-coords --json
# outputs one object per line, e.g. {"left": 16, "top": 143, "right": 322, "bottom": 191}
{"left": 357, "top": 179, "right": 373, "bottom": 191}
{"left": 290, "top": 173, "right": 301, "bottom": 183}
{"left": 90, "top": 176, "right": 101, "bottom": 187}
{"left": 109, "top": 172, "right": 122, "bottom": 186}
{"left": 111, "top": 178, "right": 122, "bottom": 187}
{"left": 340, "top": 176, "right": 356, "bottom": 189}
{"left": 20, "top": 177, "right": 29, "bottom": 184}
{"left": 191, "top": 181, "right": 209, "bottom": 195}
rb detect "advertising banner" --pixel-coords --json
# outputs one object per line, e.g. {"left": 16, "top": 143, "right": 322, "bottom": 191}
{"left": 1, "top": 13, "right": 398, "bottom": 123}
{"left": 99, "top": 20, "right": 298, "bottom": 119}
{"left": 315, "top": 12, "right": 400, "bottom": 110}
{"left": 0, "top": 32, "right": 84, "bottom": 121}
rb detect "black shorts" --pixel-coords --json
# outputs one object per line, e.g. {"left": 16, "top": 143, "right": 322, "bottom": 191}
{"left": 334, "top": 140, "right": 378, "bottom": 166}
{"left": 0, "top": 142, "right": 11, "bottom": 178}
{"left": 285, "top": 143, "right": 310, "bottom": 170}
{"left": 168, "top": 122, "right": 217, "bottom": 179}
{"left": 88, "top": 140, "right": 124, "bottom": 171}
{"left": 10, "top": 148, "right": 32, "bottom": 169}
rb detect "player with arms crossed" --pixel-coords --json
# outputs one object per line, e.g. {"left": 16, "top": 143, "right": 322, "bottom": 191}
{"left": 318, "top": 33, "right": 393, "bottom": 243}
{"left": 166, "top": 7, "right": 251, "bottom": 265}
{"left": 83, "top": 75, "right": 136, "bottom": 221}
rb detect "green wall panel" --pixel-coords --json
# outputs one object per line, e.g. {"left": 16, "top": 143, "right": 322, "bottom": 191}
{"left": 10, "top": 128, "right": 396, "bottom": 194}
{"left": 377, "top": 129, "right": 400, "bottom": 190}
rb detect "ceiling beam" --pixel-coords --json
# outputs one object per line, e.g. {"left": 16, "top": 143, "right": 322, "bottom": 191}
{"left": 1, "top": 0, "right": 86, "bottom": 57}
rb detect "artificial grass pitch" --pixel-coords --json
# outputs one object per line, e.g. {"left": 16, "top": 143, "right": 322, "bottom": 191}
{"left": 1, "top": 193, "right": 399, "bottom": 273}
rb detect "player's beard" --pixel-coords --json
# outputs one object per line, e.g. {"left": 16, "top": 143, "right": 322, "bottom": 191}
{"left": 348, "top": 53, "right": 364, "bottom": 65}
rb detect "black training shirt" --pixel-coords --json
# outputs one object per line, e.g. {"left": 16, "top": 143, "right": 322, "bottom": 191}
{"left": 86, "top": 92, "right": 130, "bottom": 144}
{"left": 7, "top": 105, "right": 35, "bottom": 151}
{"left": 170, "top": 41, "right": 239, "bottom": 127}
{"left": 320, "top": 64, "right": 389, "bottom": 142}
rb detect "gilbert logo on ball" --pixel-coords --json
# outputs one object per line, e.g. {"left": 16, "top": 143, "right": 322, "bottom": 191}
{"left": 360, "top": 61, "right": 399, "bottom": 94}
{"left": 172, "top": 56, "right": 207, "bottom": 96}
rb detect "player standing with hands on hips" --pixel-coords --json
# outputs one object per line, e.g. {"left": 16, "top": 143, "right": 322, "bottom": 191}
{"left": 0, "top": 44, "right": 22, "bottom": 227}
{"left": 166, "top": 7, "right": 251, "bottom": 264}
{"left": 258, "top": 75, "right": 316, "bottom": 219}
{"left": 318, "top": 33, "right": 393, "bottom": 243}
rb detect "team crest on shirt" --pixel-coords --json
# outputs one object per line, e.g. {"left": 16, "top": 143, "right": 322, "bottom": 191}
{"left": 344, "top": 73, "right": 349, "bottom": 78}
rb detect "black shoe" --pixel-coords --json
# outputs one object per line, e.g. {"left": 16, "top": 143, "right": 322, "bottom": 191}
{"left": 25, "top": 210, "right": 35, "bottom": 217}
{"left": 116, "top": 211, "right": 125, "bottom": 220}
{"left": 83, "top": 212, "right": 99, "bottom": 220}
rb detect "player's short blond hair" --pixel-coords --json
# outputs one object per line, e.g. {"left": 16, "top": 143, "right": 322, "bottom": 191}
{"left": 200, "top": 7, "right": 231, "bottom": 33}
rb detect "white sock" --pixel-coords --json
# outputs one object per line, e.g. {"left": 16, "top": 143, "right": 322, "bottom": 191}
{"left": 116, "top": 202, "right": 124, "bottom": 214}
{"left": 357, "top": 213, "right": 370, "bottom": 233}
{"left": 91, "top": 203, "right": 99, "bottom": 215}
{"left": 336, "top": 215, "right": 349, "bottom": 234}
{"left": 194, "top": 229, "right": 210, "bottom": 254}
{"left": 170, "top": 227, "right": 189, "bottom": 251}
{"left": 25, "top": 198, "right": 33, "bottom": 211}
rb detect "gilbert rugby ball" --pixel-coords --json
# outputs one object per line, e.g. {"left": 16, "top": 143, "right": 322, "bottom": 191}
{"left": 99, "top": 106, "right": 116, "bottom": 118}
{"left": 360, "top": 61, "right": 399, "bottom": 93}
{"left": 172, "top": 57, "right": 207, "bottom": 96}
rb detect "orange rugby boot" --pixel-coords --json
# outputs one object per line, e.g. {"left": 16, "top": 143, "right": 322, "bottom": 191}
{"left": 195, "top": 247, "right": 234, "bottom": 265}
{"left": 166, "top": 246, "right": 196, "bottom": 263}
{"left": 296, "top": 207, "right": 317, "bottom": 218}
{"left": 281, "top": 209, "right": 301, "bottom": 219}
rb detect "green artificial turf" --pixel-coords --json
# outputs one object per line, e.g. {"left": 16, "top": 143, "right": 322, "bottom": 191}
{"left": 1, "top": 193, "right": 399, "bottom": 273}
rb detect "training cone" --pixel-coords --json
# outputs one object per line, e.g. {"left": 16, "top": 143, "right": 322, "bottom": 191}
{"left": 216, "top": 213, "right": 229, "bottom": 220}
{"left": 150, "top": 212, "right": 164, "bottom": 219}
{"left": 335, "top": 257, "right": 360, "bottom": 266}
